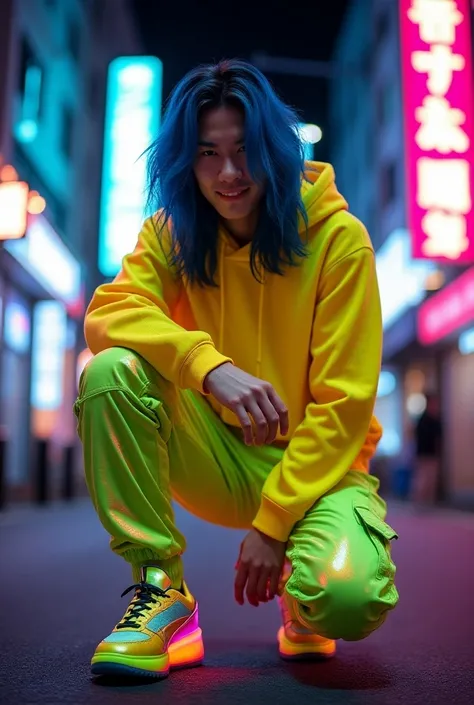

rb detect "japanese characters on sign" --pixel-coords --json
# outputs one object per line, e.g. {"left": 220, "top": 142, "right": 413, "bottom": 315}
{"left": 400, "top": 0, "right": 474, "bottom": 262}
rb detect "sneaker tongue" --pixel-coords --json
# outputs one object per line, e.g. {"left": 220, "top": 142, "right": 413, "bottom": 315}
{"left": 140, "top": 566, "right": 172, "bottom": 591}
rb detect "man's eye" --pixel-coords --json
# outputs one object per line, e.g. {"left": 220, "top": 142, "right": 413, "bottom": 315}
{"left": 238, "top": 145, "right": 246, "bottom": 153}
{"left": 201, "top": 150, "right": 216, "bottom": 157}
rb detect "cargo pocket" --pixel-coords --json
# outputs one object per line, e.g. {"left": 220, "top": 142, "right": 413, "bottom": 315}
{"left": 354, "top": 505, "right": 398, "bottom": 581}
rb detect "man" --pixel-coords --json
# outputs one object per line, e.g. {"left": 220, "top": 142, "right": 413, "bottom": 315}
{"left": 75, "top": 59, "right": 399, "bottom": 679}
{"left": 412, "top": 394, "right": 443, "bottom": 505}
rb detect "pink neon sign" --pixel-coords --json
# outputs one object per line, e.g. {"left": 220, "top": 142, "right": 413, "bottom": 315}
{"left": 400, "top": 0, "right": 474, "bottom": 263}
{"left": 418, "top": 266, "right": 474, "bottom": 344}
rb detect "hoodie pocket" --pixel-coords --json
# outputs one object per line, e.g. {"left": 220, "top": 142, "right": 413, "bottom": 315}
{"left": 354, "top": 505, "right": 398, "bottom": 581}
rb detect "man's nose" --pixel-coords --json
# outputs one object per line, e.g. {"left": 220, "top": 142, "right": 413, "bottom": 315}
{"left": 219, "top": 158, "right": 242, "bottom": 182}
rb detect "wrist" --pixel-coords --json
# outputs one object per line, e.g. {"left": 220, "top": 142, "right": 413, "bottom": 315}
{"left": 203, "top": 361, "right": 232, "bottom": 393}
{"left": 253, "top": 527, "right": 286, "bottom": 546}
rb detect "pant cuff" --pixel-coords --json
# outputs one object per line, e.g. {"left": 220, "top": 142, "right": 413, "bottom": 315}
{"left": 122, "top": 549, "right": 183, "bottom": 589}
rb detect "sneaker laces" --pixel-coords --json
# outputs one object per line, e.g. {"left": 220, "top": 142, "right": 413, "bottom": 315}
{"left": 116, "top": 581, "right": 170, "bottom": 630}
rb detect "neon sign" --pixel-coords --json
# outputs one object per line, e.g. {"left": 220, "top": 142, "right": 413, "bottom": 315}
{"left": 418, "top": 266, "right": 474, "bottom": 344}
{"left": 99, "top": 56, "right": 163, "bottom": 278}
{"left": 400, "top": 0, "right": 474, "bottom": 262}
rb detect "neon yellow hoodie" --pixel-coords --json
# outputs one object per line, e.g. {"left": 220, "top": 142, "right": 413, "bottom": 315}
{"left": 85, "top": 162, "right": 383, "bottom": 542}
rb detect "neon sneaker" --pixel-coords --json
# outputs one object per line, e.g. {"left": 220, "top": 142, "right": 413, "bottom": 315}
{"left": 91, "top": 566, "right": 204, "bottom": 678}
{"left": 277, "top": 583, "right": 336, "bottom": 661}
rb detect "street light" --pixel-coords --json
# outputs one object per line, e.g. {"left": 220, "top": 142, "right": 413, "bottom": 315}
{"left": 298, "top": 123, "right": 323, "bottom": 161}
{"left": 299, "top": 123, "right": 323, "bottom": 145}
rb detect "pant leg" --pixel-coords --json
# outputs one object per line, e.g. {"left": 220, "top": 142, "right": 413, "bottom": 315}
{"left": 74, "top": 347, "right": 282, "bottom": 586}
{"left": 284, "top": 471, "right": 399, "bottom": 641}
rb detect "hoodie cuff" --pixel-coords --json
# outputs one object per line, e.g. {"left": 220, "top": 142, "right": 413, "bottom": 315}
{"left": 252, "top": 495, "right": 298, "bottom": 543}
{"left": 180, "top": 342, "right": 233, "bottom": 393}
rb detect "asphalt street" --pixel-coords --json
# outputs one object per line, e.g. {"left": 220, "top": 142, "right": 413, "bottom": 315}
{"left": 1, "top": 497, "right": 474, "bottom": 705}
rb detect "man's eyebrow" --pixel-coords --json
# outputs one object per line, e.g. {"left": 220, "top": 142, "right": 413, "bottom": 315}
{"left": 198, "top": 137, "right": 244, "bottom": 146}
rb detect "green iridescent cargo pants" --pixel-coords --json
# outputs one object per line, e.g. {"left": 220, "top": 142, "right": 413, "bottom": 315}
{"left": 74, "top": 347, "right": 399, "bottom": 641}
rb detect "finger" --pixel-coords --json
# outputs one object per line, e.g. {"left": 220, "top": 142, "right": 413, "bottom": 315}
{"left": 268, "top": 568, "right": 281, "bottom": 601}
{"left": 267, "top": 388, "right": 289, "bottom": 436}
{"left": 234, "top": 562, "right": 249, "bottom": 605}
{"left": 255, "top": 393, "right": 280, "bottom": 444}
{"left": 245, "top": 565, "right": 261, "bottom": 607}
{"left": 256, "top": 567, "right": 271, "bottom": 603}
{"left": 233, "top": 404, "right": 254, "bottom": 445}
{"left": 245, "top": 401, "right": 268, "bottom": 446}
{"left": 234, "top": 542, "right": 243, "bottom": 571}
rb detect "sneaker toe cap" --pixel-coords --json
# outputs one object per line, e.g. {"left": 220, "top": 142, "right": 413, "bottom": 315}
{"left": 96, "top": 630, "right": 165, "bottom": 657}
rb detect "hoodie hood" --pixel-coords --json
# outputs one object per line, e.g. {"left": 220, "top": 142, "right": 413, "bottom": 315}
{"left": 299, "top": 161, "right": 348, "bottom": 232}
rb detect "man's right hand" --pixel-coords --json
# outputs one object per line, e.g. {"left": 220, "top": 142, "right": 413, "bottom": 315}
{"left": 204, "top": 363, "right": 289, "bottom": 446}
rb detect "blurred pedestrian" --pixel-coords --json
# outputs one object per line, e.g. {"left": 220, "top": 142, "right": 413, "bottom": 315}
{"left": 74, "top": 59, "right": 399, "bottom": 680}
{"left": 412, "top": 394, "right": 443, "bottom": 506}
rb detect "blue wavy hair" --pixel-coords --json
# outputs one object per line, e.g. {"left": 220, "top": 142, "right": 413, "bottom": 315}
{"left": 146, "top": 59, "right": 309, "bottom": 286}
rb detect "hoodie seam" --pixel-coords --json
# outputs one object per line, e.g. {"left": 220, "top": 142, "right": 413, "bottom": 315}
{"left": 324, "top": 246, "right": 374, "bottom": 277}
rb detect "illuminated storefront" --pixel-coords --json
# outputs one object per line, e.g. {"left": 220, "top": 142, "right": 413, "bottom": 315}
{"left": 0, "top": 203, "right": 84, "bottom": 493}
{"left": 418, "top": 268, "right": 474, "bottom": 505}
{"left": 375, "top": 228, "right": 440, "bottom": 472}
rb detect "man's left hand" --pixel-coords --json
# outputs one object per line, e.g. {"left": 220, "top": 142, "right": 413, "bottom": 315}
{"left": 234, "top": 528, "right": 287, "bottom": 606}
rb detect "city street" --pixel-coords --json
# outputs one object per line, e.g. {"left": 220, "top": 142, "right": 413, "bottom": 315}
{"left": 1, "top": 497, "right": 474, "bottom": 705}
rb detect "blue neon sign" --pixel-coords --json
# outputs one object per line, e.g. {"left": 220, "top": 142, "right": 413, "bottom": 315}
{"left": 99, "top": 56, "right": 163, "bottom": 277}
{"left": 31, "top": 301, "right": 67, "bottom": 410}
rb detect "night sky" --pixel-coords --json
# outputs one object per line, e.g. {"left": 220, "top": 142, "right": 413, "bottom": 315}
{"left": 131, "top": 0, "right": 350, "bottom": 161}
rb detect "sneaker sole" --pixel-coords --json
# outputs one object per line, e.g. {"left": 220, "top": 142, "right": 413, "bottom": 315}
{"left": 90, "top": 658, "right": 204, "bottom": 679}
{"left": 91, "top": 628, "right": 204, "bottom": 679}
{"left": 277, "top": 627, "right": 336, "bottom": 661}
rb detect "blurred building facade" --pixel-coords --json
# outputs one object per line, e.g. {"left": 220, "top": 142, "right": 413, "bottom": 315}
{"left": 0, "top": 0, "right": 142, "bottom": 502}
{"left": 331, "top": 0, "right": 474, "bottom": 507}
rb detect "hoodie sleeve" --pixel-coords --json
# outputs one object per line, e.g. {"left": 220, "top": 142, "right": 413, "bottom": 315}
{"left": 252, "top": 245, "right": 382, "bottom": 542}
{"left": 85, "top": 217, "right": 232, "bottom": 392}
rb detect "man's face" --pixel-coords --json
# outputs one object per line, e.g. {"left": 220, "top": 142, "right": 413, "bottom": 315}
{"left": 193, "top": 105, "right": 264, "bottom": 227}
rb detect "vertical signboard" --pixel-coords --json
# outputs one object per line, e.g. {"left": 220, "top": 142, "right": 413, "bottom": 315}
{"left": 99, "top": 56, "right": 162, "bottom": 278}
{"left": 400, "top": 0, "right": 474, "bottom": 262}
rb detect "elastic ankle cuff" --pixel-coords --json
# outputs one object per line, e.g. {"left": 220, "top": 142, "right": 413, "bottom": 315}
{"left": 122, "top": 550, "right": 183, "bottom": 589}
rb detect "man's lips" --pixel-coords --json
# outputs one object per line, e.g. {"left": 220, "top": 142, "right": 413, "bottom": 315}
{"left": 216, "top": 187, "right": 251, "bottom": 199}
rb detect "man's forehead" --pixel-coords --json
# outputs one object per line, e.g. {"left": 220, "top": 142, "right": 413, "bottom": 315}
{"left": 198, "top": 107, "right": 244, "bottom": 143}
